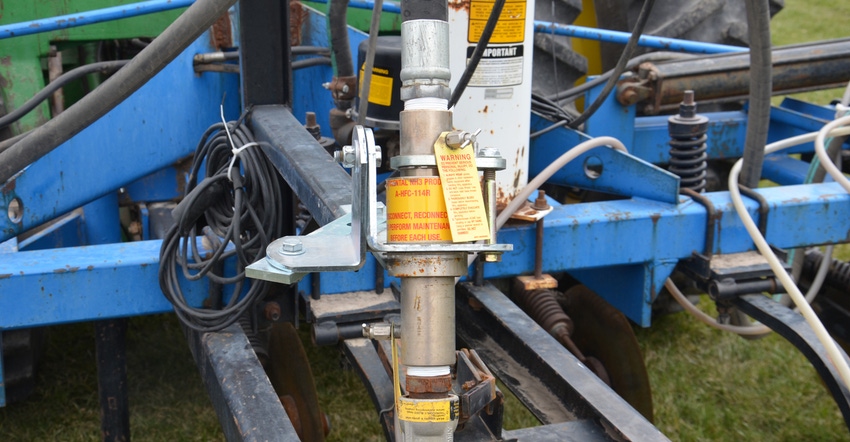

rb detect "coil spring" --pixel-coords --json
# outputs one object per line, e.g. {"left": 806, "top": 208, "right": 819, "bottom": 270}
{"left": 669, "top": 134, "right": 708, "bottom": 193}
{"left": 804, "top": 249, "right": 850, "bottom": 292}
{"left": 668, "top": 91, "right": 709, "bottom": 193}
{"left": 516, "top": 289, "right": 573, "bottom": 337}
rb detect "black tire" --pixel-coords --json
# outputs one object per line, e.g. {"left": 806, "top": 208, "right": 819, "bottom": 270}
{"left": 594, "top": 0, "right": 784, "bottom": 71}
{"left": 533, "top": 0, "right": 588, "bottom": 96}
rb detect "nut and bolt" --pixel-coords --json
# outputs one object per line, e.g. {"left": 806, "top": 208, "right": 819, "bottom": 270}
{"left": 362, "top": 322, "right": 397, "bottom": 340}
{"left": 264, "top": 302, "right": 282, "bottom": 321}
{"left": 532, "top": 189, "right": 550, "bottom": 211}
{"left": 279, "top": 237, "right": 304, "bottom": 255}
{"left": 445, "top": 128, "right": 482, "bottom": 149}
{"left": 334, "top": 144, "right": 357, "bottom": 168}
{"left": 478, "top": 146, "right": 501, "bottom": 158}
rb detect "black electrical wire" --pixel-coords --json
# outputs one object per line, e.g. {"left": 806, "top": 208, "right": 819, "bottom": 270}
{"left": 0, "top": 0, "right": 238, "bottom": 185}
{"left": 738, "top": 0, "right": 773, "bottom": 187}
{"left": 447, "top": 0, "right": 506, "bottom": 109}
{"left": 159, "top": 109, "right": 288, "bottom": 332}
{"left": 292, "top": 57, "right": 333, "bottom": 69}
{"left": 292, "top": 46, "right": 331, "bottom": 56}
{"left": 567, "top": 0, "right": 656, "bottom": 129}
{"left": 0, "top": 60, "right": 129, "bottom": 131}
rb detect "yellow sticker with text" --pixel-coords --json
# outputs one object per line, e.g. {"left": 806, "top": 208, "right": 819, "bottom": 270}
{"left": 386, "top": 177, "right": 452, "bottom": 243}
{"left": 398, "top": 397, "right": 459, "bottom": 423}
{"left": 433, "top": 133, "right": 491, "bottom": 242}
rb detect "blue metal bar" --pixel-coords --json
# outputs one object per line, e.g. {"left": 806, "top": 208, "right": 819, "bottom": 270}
{"left": 0, "top": 240, "right": 207, "bottom": 330}
{"left": 533, "top": 21, "right": 746, "bottom": 54}
{"left": 0, "top": 35, "right": 239, "bottom": 242}
{"left": 0, "top": 0, "right": 194, "bottom": 40}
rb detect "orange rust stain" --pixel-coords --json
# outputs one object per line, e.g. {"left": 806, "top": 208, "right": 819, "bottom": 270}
{"left": 448, "top": 0, "right": 471, "bottom": 12}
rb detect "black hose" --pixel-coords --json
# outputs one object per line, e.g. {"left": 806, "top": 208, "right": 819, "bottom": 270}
{"left": 328, "top": 0, "right": 354, "bottom": 78}
{"left": 0, "top": 0, "right": 238, "bottom": 185}
{"left": 447, "top": 0, "right": 506, "bottom": 109}
{"left": 567, "top": 0, "right": 656, "bottom": 129}
{"left": 292, "top": 57, "right": 333, "bottom": 69}
{"left": 546, "top": 51, "right": 696, "bottom": 105}
{"left": 738, "top": 0, "right": 773, "bottom": 187}
{"left": 0, "top": 60, "right": 129, "bottom": 131}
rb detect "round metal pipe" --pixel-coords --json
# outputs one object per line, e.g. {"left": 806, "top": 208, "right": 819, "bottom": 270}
{"left": 400, "top": 276, "right": 456, "bottom": 367}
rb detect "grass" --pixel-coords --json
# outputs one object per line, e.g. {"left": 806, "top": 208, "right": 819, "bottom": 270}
{"left": 3, "top": 0, "right": 850, "bottom": 440}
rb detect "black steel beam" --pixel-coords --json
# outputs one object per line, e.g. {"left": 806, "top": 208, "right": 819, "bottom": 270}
{"left": 733, "top": 294, "right": 850, "bottom": 431}
{"left": 502, "top": 421, "right": 611, "bottom": 441}
{"left": 95, "top": 319, "right": 130, "bottom": 442}
{"left": 456, "top": 282, "right": 667, "bottom": 442}
{"left": 250, "top": 105, "right": 353, "bottom": 225}
{"left": 238, "top": 0, "right": 291, "bottom": 106}
{"left": 341, "top": 338, "right": 397, "bottom": 441}
{"left": 185, "top": 323, "right": 300, "bottom": 441}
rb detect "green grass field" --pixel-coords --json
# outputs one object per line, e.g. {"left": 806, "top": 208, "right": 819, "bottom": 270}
{"left": 3, "top": 0, "right": 850, "bottom": 440}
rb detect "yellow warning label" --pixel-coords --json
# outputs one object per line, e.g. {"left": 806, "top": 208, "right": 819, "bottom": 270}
{"left": 468, "top": 0, "right": 527, "bottom": 44}
{"left": 386, "top": 177, "right": 452, "bottom": 243}
{"left": 398, "top": 397, "right": 459, "bottom": 423}
{"left": 434, "top": 134, "right": 491, "bottom": 242}
{"left": 359, "top": 65, "right": 393, "bottom": 106}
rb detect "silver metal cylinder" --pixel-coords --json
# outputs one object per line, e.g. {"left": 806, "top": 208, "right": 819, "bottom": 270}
{"left": 399, "top": 109, "right": 451, "bottom": 160}
{"left": 400, "top": 276, "right": 456, "bottom": 367}
{"left": 400, "top": 20, "right": 451, "bottom": 101}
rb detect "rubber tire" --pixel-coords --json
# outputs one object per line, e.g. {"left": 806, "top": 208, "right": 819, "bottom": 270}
{"left": 533, "top": 0, "right": 588, "bottom": 96}
{"left": 594, "top": 0, "right": 785, "bottom": 71}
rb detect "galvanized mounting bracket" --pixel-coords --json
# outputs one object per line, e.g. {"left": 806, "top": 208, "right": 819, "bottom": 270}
{"left": 247, "top": 125, "right": 511, "bottom": 284}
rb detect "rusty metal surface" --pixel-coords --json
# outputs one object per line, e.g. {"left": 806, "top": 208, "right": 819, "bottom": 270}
{"left": 619, "top": 38, "right": 850, "bottom": 113}
{"left": 456, "top": 282, "right": 667, "bottom": 441}
{"left": 266, "top": 322, "right": 327, "bottom": 441}
{"left": 560, "top": 285, "right": 654, "bottom": 422}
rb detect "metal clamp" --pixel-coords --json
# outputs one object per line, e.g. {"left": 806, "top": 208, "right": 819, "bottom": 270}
{"left": 247, "top": 125, "right": 511, "bottom": 284}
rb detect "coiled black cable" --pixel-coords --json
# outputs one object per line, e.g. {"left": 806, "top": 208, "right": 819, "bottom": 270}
{"left": 159, "top": 109, "right": 287, "bottom": 332}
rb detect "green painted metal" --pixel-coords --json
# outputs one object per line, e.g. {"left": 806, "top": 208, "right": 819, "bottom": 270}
{"left": 0, "top": 0, "right": 187, "bottom": 134}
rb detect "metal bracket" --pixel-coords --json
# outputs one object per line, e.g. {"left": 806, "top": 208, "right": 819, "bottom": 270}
{"left": 247, "top": 125, "right": 511, "bottom": 284}
{"left": 733, "top": 294, "right": 850, "bottom": 431}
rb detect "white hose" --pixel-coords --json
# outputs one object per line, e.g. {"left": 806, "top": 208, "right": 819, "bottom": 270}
{"left": 495, "top": 136, "right": 627, "bottom": 230}
{"left": 814, "top": 114, "right": 850, "bottom": 194}
{"left": 728, "top": 124, "right": 850, "bottom": 390}
{"left": 664, "top": 279, "right": 771, "bottom": 336}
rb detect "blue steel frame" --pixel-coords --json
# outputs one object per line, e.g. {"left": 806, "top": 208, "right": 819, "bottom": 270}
{"left": 1, "top": 0, "right": 850, "bottom": 413}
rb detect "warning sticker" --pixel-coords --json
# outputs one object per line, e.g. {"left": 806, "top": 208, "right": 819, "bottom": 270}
{"left": 468, "top": 0, "right": 527, "bottom": 44}
{"left": 434, "top": 133, "right": 491, "bottom": 242}
{"left": 359, "top": 64, "right": 393, "bottom": 106}
{"left": 397, "top": 397, "right": 460, "bottom": 423}
{"left": 467, "top": 45, "right": 524, "bottom": 87}
{"left": 386, "top": 177, "right": 452, "bottom": 243}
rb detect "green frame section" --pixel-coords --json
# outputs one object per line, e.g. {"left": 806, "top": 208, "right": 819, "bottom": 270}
{"left": 0, "top": 0, "right": 187, "bottom": 133}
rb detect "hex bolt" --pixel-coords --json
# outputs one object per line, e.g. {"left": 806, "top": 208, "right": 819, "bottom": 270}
{"left": 279, "top": 237, "right": 304, "bottom": 255}
{"left": 445, "top": 129, "right": 481, "bottom": 149}
{"left": 264, "top": 302, "right": 282, "bottom": 321}
{"left": 334, "top": 144, "right": 357, "bottom": 168}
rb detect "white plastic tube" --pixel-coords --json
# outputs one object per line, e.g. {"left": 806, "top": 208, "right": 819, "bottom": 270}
{"left": 814, "top": 114, "right": 850, "bottom": 194}
{"left": 728, "top": 124, "right": 850, "bottom": 390}
{"left": 495, "top": 136, "right": 627, "bottom": 230}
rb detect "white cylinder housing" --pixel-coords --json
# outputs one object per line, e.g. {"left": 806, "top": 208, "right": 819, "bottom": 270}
{"left": 448, "top": 0, "right": 535, "bottom": 208}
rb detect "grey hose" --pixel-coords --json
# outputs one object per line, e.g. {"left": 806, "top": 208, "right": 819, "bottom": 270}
{"left": 0, "top": 0, "right": 238, "bottom": 184}
{"left": 738, "top": 0, "right": 773, "bottom": 187}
